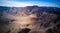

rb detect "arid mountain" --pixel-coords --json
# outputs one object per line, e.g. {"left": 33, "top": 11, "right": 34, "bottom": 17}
{"left": 0, "top": 6, "right": 60, "bottom": 33}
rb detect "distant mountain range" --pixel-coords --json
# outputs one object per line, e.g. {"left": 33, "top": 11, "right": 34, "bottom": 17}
{"left": 0, "top": 6, "right": 60, "bottom": 16}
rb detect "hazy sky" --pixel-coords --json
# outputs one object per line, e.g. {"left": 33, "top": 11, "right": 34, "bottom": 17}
{"left": 0, "top": 0, "right": 60, "bottom": 7}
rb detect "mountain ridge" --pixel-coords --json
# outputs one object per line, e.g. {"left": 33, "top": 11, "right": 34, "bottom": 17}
{"left": 0, "top": 6, "right": 60, "bottom": 15}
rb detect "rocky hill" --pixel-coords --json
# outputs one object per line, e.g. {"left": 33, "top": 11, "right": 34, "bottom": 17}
{"left": 0, "top": 6, "right": 60, "bottom": 33}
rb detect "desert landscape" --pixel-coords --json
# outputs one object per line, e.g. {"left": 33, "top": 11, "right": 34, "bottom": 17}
{"left": 0, "top": 6, "right": 60, "bottom": 33}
